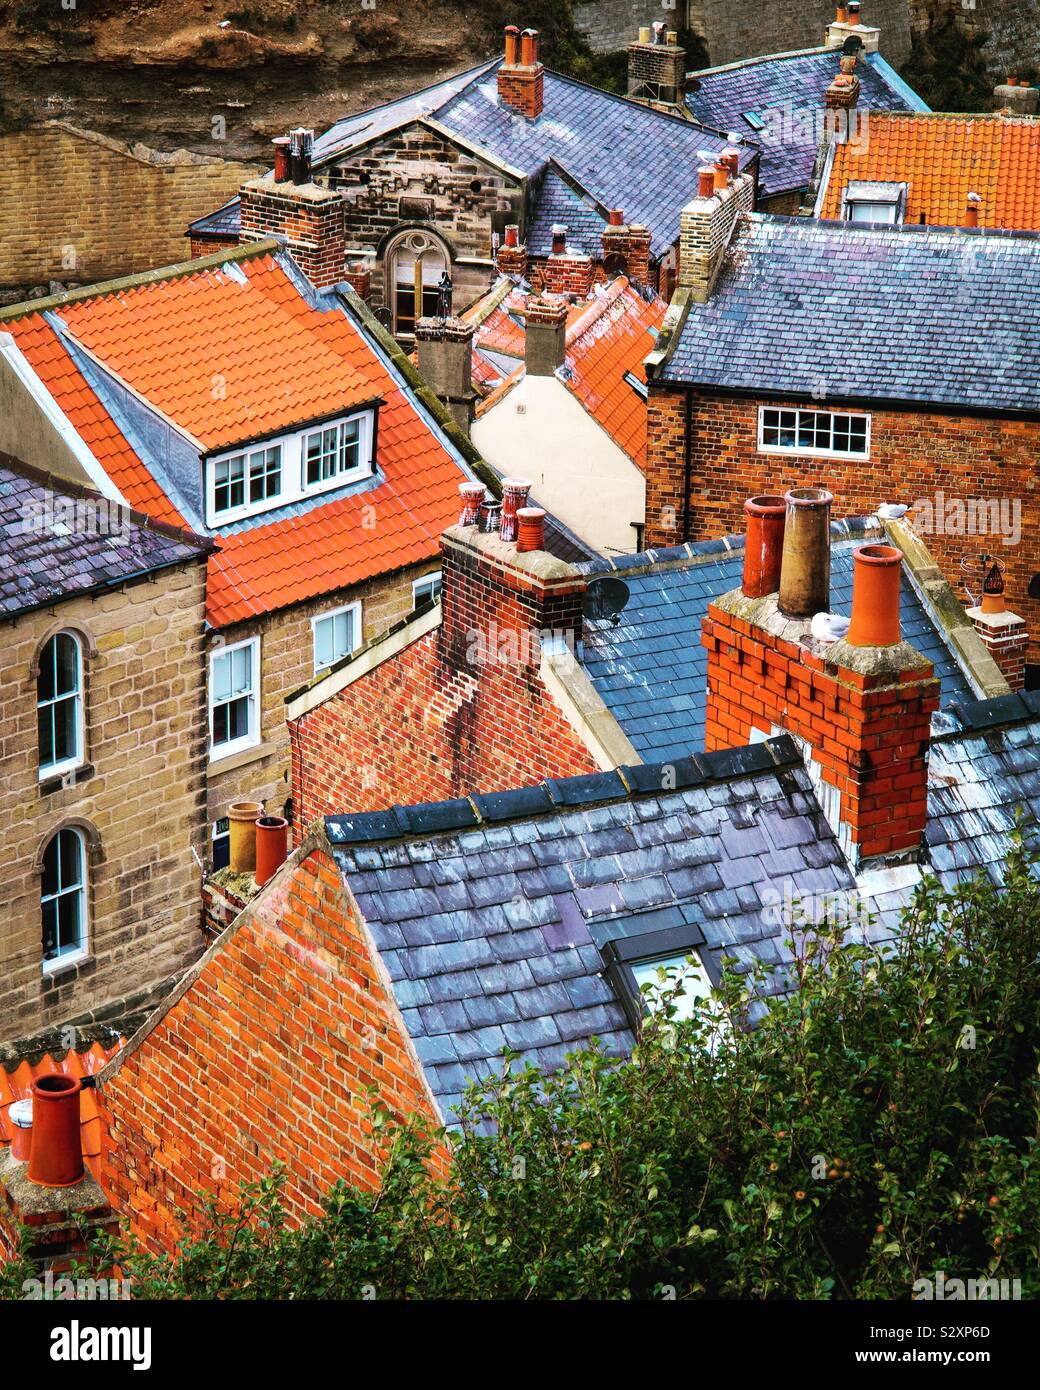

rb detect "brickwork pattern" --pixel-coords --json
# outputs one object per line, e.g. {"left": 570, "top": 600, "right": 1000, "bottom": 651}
{"left": 644, "top": 387, "right": 1040, "bottom": 663}
{"left": 678, "top": 175, "right": 756, "bottom": 302}
{"left": 972, "top": 616, "right": 1029, "bottom": 692}
{"left": 0, "top": 561, "right": 209, "bottom": 1038}
{"left": 239, "top": 180, "right": 346, "bottom": 290}
{"left": 497, "top": 66, "right": 546, "bottom": 121}
{"left": 99, "top": 845, "right": 449, "bottom": 1256}
{"left": 0, "top": 125, "right": 256, "bottom": 291}
{"left": 703, "top": 604, "right": 940, "bottom": 861}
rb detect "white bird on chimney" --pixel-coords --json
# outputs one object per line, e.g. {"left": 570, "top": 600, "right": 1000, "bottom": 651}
{"left": 810, "top": 611, "right": 852, "bottom": 643}
{"left": 876, "top": 503, "right": 908, "bottom": 520}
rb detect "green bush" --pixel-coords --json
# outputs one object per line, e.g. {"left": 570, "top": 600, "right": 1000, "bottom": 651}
{"left": 4, "top": 833, "right": 1038, "bottom": 1301}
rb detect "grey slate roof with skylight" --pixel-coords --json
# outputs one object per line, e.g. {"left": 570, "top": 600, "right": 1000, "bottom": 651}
{"left": 0, "top": 456, "right": 211, "bottom": 618}
{"left": 684, "top": 49, "right": 928, "bottom": 198}
{"left": 578, "top": 526, "right": 974, "bottom": 764}
{"left": 327, "top": 736, "right": 855, "bottom": 1119}
{"left": 659, "top": 215, "right": 1040, "bottom": 412}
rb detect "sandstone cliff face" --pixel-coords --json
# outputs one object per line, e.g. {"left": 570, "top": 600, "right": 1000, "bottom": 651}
{"left": 0, "top": 0, "right": 485, "bottom": 161}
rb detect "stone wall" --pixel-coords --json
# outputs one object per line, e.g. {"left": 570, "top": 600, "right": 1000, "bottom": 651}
{"left": 0, "top": 123, "right": 259, "bottom": 292}
{"left": 643, "top": 385, "right": 1040, "bottom": 663}
{"left": 0, "top": 556, "right": 210, "bottom": 1041}
{"left": 205, "top": 560, "right": 442, "bottom": 839}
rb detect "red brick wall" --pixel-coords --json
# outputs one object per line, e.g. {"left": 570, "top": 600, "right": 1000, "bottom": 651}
{"left": 702, "top": 604, "right": 940, "bottom": 862}
{"left": 497, "top": 68, "right": 544, "bottom": 120}
{"left": 189, "top": 235, "right": 235, "bottom": 260}
{"left": 645, "top": 387, "right": 1040, "bottom": 662}
{"left": 98, "top": 845, "right": 448, "bottom": 1256}
{"left": 239, "top": 182, "right": 346, "bottom": 290}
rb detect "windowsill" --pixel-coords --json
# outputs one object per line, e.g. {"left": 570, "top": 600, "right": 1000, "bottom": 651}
{"left": 39, "top": 763, "right": 95, "bottom": 796}
{"left": 207, "top": 739, "right": 276, "bottom": 775}
{"left": 42, "top": 949, "right": 90, "bottom": 980}
{"left": 758, "top": 445, "right": 870, "bottom": 463}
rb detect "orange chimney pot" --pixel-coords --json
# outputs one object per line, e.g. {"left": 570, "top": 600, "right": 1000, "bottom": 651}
{"left": 742, "top": 495, "right": 787, "bottom": 598}
{"left": 255, "top": 815, "right": 289, "bottom": 887}
{"left": 27, "top": 1074, "right": 84, "bottom": 1188}
{"left": 847, "top": 544, "right": 903, "bottom": 646}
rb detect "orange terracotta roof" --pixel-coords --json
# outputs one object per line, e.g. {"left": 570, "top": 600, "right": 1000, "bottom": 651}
{"left": 820, "top": 112, "right": 1040, "bottom": 230}
{"left": 472, "top": 288, "right": 586, "bottom": 360}
{"left": 563, "top": 280, "right": 666, "bottom": 468}
{"left": 5, "top": 315, "right": 186, "bottom": 529}
{"left": 0, "top": 1039, "right": 123, "bottom": 1183}
{"left": 6, "top": 252, "right": 470, "bottom": 628}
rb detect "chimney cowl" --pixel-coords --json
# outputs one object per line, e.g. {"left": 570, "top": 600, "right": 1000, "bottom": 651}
{"left": 27, "top": 1074, "right": 84, "bottom": 1188}
{"left": 652, "top": 19, "right": 666, "bottom": 43}
{"left": 289, "top": 126, "right": 314, "bottom": 185}
{"left": 778, "top": 487, "right": 833, "bottom": 618}
{"left": 742, "top": 495, "right": 787, "bottom": 599}
{"left": 846, "top": 544, "right": 902, "bottom": 647}
{"left": 520, "top": 27, "right": 540, "bottom": 66}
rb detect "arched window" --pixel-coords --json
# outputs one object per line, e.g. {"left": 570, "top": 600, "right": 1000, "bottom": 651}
{"left": 37, "top": 631, "right": 84, "bottom": 778}
{"left": 41, "top": 827, "right": 88, "bottom": 969}
{"left": 387, "top": 229, "right": 449, "bottom": 337}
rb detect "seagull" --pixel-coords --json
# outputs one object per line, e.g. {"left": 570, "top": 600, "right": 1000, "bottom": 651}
{"left": 876, "top": 503, "right": 908, "bottom": 520}
{"left": 811, "top": 612, "right": 851, "bottom": 643}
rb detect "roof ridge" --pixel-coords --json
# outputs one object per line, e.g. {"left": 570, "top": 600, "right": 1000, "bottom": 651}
{"left": 0, "top": 238, "right": 281, "bottom": 323}
{"left": 757, "top": 212, "right": 1040, "bottom": 243}
{"left": 565, "top": 278, "right": 632, "bottom": 345}
{"left": 688, "top": 46, "right": 830, "bottom": 78}
{"left": 325, "top": 734, "right": 804, "bottom": 847}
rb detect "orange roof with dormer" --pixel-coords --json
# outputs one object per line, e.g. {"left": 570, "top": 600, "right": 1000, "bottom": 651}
{"left": 3, "top": 250, "right": 471, "bottom": 628}
{"left": 819, "top": 112, "right": 1040, "bottom": 230}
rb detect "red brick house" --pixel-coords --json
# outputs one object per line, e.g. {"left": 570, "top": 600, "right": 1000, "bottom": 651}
{"left": 642, "top": 206, "right": 1040, "bottom": 674}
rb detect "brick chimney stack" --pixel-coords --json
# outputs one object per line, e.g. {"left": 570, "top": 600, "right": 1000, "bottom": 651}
{"left": 498, "top": 25, "right": 545, "bottom": 121}
{"left": 825, "top": 1, "right": 881, "bottom": 53}
{"left": 497, "top": 224, "right": 529, "bottom": 280}
{"left": 524, "top": 295, "right": 569, "bottom": 376}
{"left": 601, "top": 210, "right": 654, "bottom": 286}
{"left": 677, "top": 160, "right": 755, "bottom": 303}
{"left": 702, "top": 492, "right": 940, "bottom": 866}
{"left": 627, "top": 22, "right": 687, "bottom": 112}
{"left": 239, "top": 128, "right": 346, "bottom": 290}
{"left": 966, "top": 559, "right": 1030, "bottom": 692}
{"left": 540, "top": 224, "right": 595, "bottom": 298}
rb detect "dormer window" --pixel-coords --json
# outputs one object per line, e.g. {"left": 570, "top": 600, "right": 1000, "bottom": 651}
{"left": 601, "top": 921, "right": 714, "bottom": 1032}
{"left": 206, "top": 409, "right": 376, "bottom": 526}
{"left": 842, "top": 181, "right": 906, "bottom": 225}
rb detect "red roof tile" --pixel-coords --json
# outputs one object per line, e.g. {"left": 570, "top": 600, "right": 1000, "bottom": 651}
{"left": 0, "top": 1040, "right": 123, "bottom": 1182}
{"left": 7, "top": 252, "right": 471, "bottom": 628}
{"left": 820, "top": 112, "right": 1040, "bottom": 229}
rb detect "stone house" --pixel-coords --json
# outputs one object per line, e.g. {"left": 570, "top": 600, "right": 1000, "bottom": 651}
{"left": 0, "top": 454, "right": 212, "bottom": 1045}
{"left": 187, "top": 26, "right": 760, "bottom": 321}
{"left": 0, "top": 238, "right": 491, "bottom": 869}
{"left": 640, "top": 185, "right": 1040, "bottom": 679}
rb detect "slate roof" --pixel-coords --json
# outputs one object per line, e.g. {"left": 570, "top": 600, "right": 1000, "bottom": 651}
{"left": 326, "top": 691, "right": 1040, "bottom": 1119}
{"left": 186, "top": 196, "right": 241, "bottom": 242}
{"left": 578, "top": 525, "right": 975, "bottom": 763}
{"left": 658, "top": 214, "right": 1040, "bottom": 412}
{"left": 189, "top": 60, "right": 759, "bottom": 261}
{"left": 0, "top": 456, "right": 211, "bottom": 618}
{"left": 528, "top": 168, "right": 608, "bottom": 258}
{"left": 817, "top": 112, "right": 1040, "bottom": 229}
{"left": 327, "top": 735, "right": 854, "bottom": 1118}
{"left": 685, "top": 49, "right": 928, "bottom": 197}
{"left": 2, "top": 249, "right": 477, "bottom": 628}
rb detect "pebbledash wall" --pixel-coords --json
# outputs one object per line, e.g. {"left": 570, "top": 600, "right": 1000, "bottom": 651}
{"left": 643, "top": 389, "right": 1040, "bottom": 664}
{"left": 575, "top": 0, "right": 911, "bottom": 64}
{"left": 206, "top": 560, "right": 442, "bottom": 835}
{"left": 0, "top": 557, "right": 210, "bottom": 1041}
{"left": 0, "top": 123, "right": 259, "bottom": 294}
{"left": 287, "top": 529, "right": 601, "bottom": 836}
{"left": 97, "top": 838, "right": 450, "bottom": 1256}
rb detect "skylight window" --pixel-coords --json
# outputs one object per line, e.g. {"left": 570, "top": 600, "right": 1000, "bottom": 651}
{"left": 842, "top": 181, "right": 906, "bottom": 225}
{"left": 623, "top": 370, "right": 648, "bottom": 400}
{"left": 601, "top": 921, "right": 715, "bottom": 1033}
{"left": 741, "top": 110, "right": 767, "bottom": 131}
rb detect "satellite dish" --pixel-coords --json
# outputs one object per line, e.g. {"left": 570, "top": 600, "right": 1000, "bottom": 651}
{"left": 841, "top": 35, "right": 864, "bottom": 55}
{"left": 583, "top": 577, "right": 631, "bottom": 626}
{"left": 1029, "top": 573, "right": 1040, "bottom": 600}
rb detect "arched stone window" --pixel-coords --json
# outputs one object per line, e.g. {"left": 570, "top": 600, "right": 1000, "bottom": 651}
{"left": 37, "top": 630, "right": 85, "bottom": 778}
{"left": 386, "top": 228, "right": 450, "bottom": 338}
{"left": 41, "top": 826, "right": 89, "bottom": 971}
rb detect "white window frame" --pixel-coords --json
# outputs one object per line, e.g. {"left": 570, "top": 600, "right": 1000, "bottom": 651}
{"left": 37, "top": 630, "right": 86, "bottom": 782}
{"left": 845, "top": 200, "right": 899, "bottom": 225}
{"left": 411, "top": 571, "right": 443, "bottom": 610}
{"left": 205, "top": 410, "right": 376, "bottom": 527}
{"left": 311, "top": 601, "right": 362, "bottom": 674}
{"left": 41, "top": 827, "right": 89, "bottom": 974}
{"left": 758, "top": 405, "right": 871, "bottom": 462}
{"left": 209, "top": 635, "right": 261, "bottom": 762}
